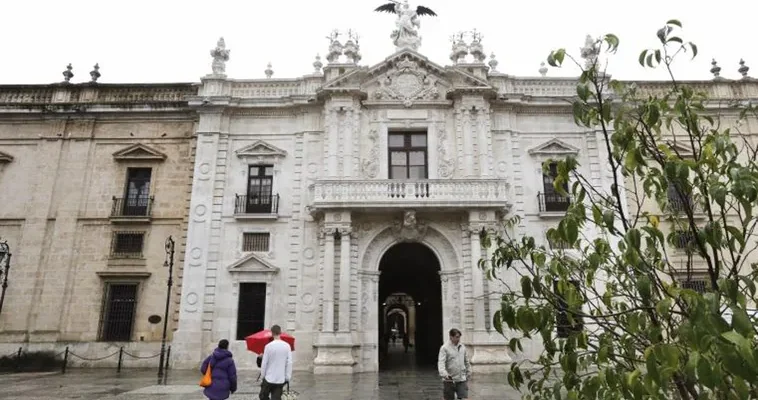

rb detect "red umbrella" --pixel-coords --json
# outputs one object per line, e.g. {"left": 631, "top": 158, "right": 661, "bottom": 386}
{"left": 245, "top": 329, "right": 295, "bottom": 354}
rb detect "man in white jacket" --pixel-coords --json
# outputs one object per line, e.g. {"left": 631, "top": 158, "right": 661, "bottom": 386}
{"left": 438, "top": 328, "right": 472, "bottom": 400}
{"left": 259, "top": 325, "right": 292, "bottom": 400}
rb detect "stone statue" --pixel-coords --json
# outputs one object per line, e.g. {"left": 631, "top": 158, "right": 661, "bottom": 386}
{"left": 374, "top": 1, "right": 437, "bottom": 51}
{"left": 392, "top": 210, "right": 427, "bottom": 242}
{"left": 210, "top": 37, "right": 230, "bottom": 75}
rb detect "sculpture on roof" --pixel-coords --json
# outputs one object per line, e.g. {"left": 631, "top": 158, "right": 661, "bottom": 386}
{"left": 375, "top": 0, "right": 437, "bottom": 51}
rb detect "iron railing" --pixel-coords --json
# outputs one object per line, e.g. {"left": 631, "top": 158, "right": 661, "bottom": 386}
{"left": 668, "top": 195, "right": 698, "bottom": 214}
{"left": 234, "top": 194, "right": 279, "bottom": 214}
{"left": 111, "top": 196, "right": 154, "bottom": 218}
{"left": 537, "top": 192, "right": 571, "bottom": 212}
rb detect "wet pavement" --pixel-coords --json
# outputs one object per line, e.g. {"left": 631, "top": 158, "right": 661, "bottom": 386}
{"left": 3, "top": 344, "right": 522, "bottom": 399}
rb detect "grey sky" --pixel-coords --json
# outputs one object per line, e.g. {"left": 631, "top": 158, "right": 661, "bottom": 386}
{"left": 2, "top": 0, "right": 754, "bottom": 84}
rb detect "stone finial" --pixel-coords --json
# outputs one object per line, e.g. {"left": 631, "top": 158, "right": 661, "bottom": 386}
{"left": 738, "top": 59, "right": 750, "bottom": 79}
{"left": 710, "top": 58, "right": 722, "bottom": 79}
{"left": 488, "top": 53, "right": 499, "bottom": 72}
{"left": 539, "top": 62, "right": 548, "bottom": 77}
{"left": 62, "top": 64, "right": 74, "bottom": 83}
{"left": 580, "top": 35, "right": 599, "bottom": 69}
{"left": 469, "top": 30, "right": 486, "bottom": 63}
{"left": 265, "top": 62, "right": 274, "bottom": 79}
{"left": 313, "top": 54, "right": 323, "bottom": 74}
{"left": 210, "top": 37, "right": 231, "bottom": 76}
{"left": 326, "top": 30, "right": 343, "bottom": 63}
{"left": 449, "top": 33, "right": 469, "bottom": 64}
{"left": 89, "top": 63, "right": 101, "bottom": 83}
{"left": 343, "top": 30, "right": 362, "bottom": 64}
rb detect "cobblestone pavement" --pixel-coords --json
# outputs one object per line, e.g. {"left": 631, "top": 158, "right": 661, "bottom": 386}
{"left": 3, "top": 346, "right": 523, "bottom": 399}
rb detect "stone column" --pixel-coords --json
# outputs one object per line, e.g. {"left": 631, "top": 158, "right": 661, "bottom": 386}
{"left": 484, "top": 235, "right": 500, "bottom": 330}
{"left": 322, "top": 228, "right": 336, "bottom": 332}
{"left": 470, "top": 227, "right": 486, "bottom": 331}
{"left": 338, "top": 227, "right": 352, "bottom": 331}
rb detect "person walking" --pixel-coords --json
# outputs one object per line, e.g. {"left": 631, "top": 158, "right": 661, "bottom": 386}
{"left": 259, "top": 324, "right": 293, "bottom": 400}
{"left": 438, "top": 328, "right": 472, "bottom": 400}
{"left": 200, "top": 339, "right": 238, "bottom": 400}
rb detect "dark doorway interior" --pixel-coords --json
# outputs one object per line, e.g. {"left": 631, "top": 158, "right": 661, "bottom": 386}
{"left": 378, "top": 242, "right": 442, "bottom": 370}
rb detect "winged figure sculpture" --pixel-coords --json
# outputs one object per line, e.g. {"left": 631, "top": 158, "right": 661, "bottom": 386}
{"left": 374, "top": 0, "right": 437, "bottom": 50}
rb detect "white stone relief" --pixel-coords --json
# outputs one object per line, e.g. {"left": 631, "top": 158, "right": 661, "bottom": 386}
{"left": 189, "top": 247, "right": 203, "bottom": 267}
{"left": 361, "top": 129, "right": 380, "bottom": 178}
{"left": 301, "top": 292, "right": 316, "bottom": 313}
{"left": 198, "top": 163, "right": 212, "bottom": 180}
{"left": 391, "top": 210, "right": 428, "bottom": 242}
{"left": 372, "top": 56, "right": 441, "bottom": 107}
{"left": 192, "top": 204, "right": 208, "bottom": 222}
{"left": 436, "top": 122, "right": 454, "bottom": 178}
{"left": 184, "top": 292, "right": 199, "bottom": 313}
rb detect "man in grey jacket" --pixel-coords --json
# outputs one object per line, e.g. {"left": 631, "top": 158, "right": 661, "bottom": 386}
{"left": 437, "top": 328, "right": 472, "bottom": 400}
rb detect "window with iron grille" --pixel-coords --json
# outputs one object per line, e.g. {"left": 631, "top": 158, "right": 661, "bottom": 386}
{"left": 243, "top": 232, "right": 270, "bottom": 252}
{"left": 540, "top": 162, "right": 571, "bottom": 212}
{"left": 667, "top": 181, "right": 694, "bottom": 213}
{"left": 674, "top": 229, "right": 695, "bottom": 249}
{"left": 680, "top": 278, "right": 709, "bottom": 294}
{"left": 554, "top": 280, "right": 584, "bottom": 338}
{"left": 110, "top": 232, "right": 145, "bottom": 258}
{"left": 388, "top": 132, "right": 428, "bottom": 179}
{"left": 236, "top": 282, "right": 266, "bottom": 340}
{"left": 123, "top": 168, "right": 152, "bottom": 216}
{"left": 99, "top": 283, "right": 138, "bottom": 342}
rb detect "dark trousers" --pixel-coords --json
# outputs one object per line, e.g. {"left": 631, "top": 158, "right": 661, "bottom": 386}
{"left": 259, "top": 379, "right": 284, "bottom": 400}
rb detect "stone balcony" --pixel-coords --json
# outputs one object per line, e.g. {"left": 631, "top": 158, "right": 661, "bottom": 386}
{"left": 308, "top": 179, "right": 509, "bottom": 212}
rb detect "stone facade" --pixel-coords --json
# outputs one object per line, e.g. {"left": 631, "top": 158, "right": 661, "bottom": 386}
{"left": 171, "top": 30, "right": 629, "bottom": 374}
{"left": 0, "top": 82, "right": 197, "bottom": 366}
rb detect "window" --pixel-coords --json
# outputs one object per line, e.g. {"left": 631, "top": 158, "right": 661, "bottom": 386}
{"left": 110, "top": 232, "right": 145, "bottom": 258}
{"left": 539, "top": 162, "right": 571, "bottom": 212}
{"left": 388, "top": 132, "right": 428, "bottom": 179}
{"left": 667, "top": 182, "right": 694, "bottom": 213}
{"left": 674, "top": 229, "right": 696, "bottom": 249}
{"left": 122, "top": 168, "right": 152, "bottom": 216}
{"left": 554, "top": 280, "right": 583, "bottom": 338}
{"left": 680, "top": 278, "right": 709, "bottom": 294}
{"left": 99, "top": 283, "right": 138, "bottom": 341}
{"left": 236, "top": 283, "right": 267, "bottom": 340}
{"left": 243, "top": 232, "right": 270, "bottom": 252}
{"left": 244, "top": 165, "right": 275, "bottom": 213}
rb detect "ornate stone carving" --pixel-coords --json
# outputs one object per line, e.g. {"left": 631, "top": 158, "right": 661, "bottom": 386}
{"left": 391, "top": 210, "right": 428, "bottom": 242}
{"left": 361, "top": 129, "right": 380, "bottom": 178}
{"left": 436, "top": 122, "right": 454, "bottom": 178}
{"left": 373, "top": 56, "right": 441, "bottom": 107}
{"left": 376, "top": 0, "right": 437, "bottom": 51}
{"left": 210, "top": 37, "right": 230, "bottom": 75}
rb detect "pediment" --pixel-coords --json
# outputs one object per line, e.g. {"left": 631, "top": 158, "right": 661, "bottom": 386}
{"left": 528, "top": 138, "right": 580, "bottom": 156}
{"left": 113, "top": 143, "right": 167, "bottom": 162}
{"left": 228, "top": 252, "right": 280, "bottom": 274}
{"left": 319, "top": 49, "right": 494, "bottom": 104}
{"left": 0, "top": 151, "right": 13, "bottom": 163}
{"left": 235, "top": 140, "right": 287, "bottom": 159}
{"left": 663, "top": 140, "right": 695, "bottom": 158}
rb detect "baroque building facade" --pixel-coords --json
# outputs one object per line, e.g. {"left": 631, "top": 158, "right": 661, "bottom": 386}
{"left": 171, "top": 32, "right": 623, "bottom": 373}
{"left": 0, "top": 79, "right": 197, "bottom": 365}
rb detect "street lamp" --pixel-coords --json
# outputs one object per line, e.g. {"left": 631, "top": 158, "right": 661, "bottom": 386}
{"left": 157, "top": 236, "right": 175, "bottom": 380}
{"left": 0, "top": 240, "right": 11, "bottom": 317}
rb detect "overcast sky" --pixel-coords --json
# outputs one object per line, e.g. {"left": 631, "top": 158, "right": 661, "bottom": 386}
{"left": 2, "top": 0, "right": 755, "bottom": 84}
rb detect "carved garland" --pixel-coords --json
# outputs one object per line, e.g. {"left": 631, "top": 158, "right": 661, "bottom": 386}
{"left": 436, "top": 121, "right": 454, "bottom": 178}
{"left": 361, "top": 128, "right": 380, "bottom": 178}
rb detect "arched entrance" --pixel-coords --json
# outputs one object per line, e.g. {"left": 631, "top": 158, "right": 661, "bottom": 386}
{"left": 378, "top": 242, "right": 442, "bottom": 370}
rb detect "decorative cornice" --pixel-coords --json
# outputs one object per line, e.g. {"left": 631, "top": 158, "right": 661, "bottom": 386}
{"left": 528, "top": 138, "right": 580, "bottom": 156}
{"left": 228, "top": 252, "right": 280, "bottom": 274}
{"left": 112, "top": 143, "right": 167, "bottom": 162}
{"left": 235, "top": 140, "right": 287, "bottom": 159}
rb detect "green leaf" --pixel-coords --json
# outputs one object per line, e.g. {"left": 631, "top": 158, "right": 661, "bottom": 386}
{"left": 666, "top": 19, "right": 682, "bottom": 27}
{"left": 690, "top": 42, "right": 698, "bottom": 59}
{"left": 521, "top": 275, "right": 533, "bottom": 301}
{"left": 639, "top": 50, "right": 648, "bottom": 67}
{"left": 684, "top": 351, "right": 700, "bottom": 380}
{"left": 697, "top": 357, "right": 718, "bottom": 389}
{"left": 730, "top": 307, "right": 754, "bottom": 337}
{"left": 565, "top": 219, "right": 579, "bottom": 245}
{"left": 493, "top": 309, "right": 504, "bottom": 334}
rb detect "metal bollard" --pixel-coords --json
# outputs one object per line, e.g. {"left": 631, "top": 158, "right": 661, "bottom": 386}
{"left": 62, "top": 347, "right": 69, "bottom": 374}
{"left": 117, "top": 347, "right": 124, "bottom": 373}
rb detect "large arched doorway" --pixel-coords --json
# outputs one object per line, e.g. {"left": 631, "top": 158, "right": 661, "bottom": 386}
{"left": 378, "top": 242, "right": 442, "bottom": 370}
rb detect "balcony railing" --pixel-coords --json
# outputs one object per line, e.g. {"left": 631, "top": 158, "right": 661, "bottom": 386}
{"left": 235, "top": 194, "right": 280, "bottom": 215}
{"left": 537, "top": 192, "right": 571, "bottom": 213}
{"left": 309, "top": 179, "right": 509, "bottom": 210}
{"left": 111, "top": 196, "right": 154, "bottom": 218}
{"left": 668, "top": 195, "right": 699, "bottom": 214}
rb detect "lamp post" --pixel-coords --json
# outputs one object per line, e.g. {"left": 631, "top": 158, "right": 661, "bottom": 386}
{"left": 0, "top": 240, "right": 11, "bottom": 317}
{"left": 157, "top": 236, "right": 175, "bottom": 380}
